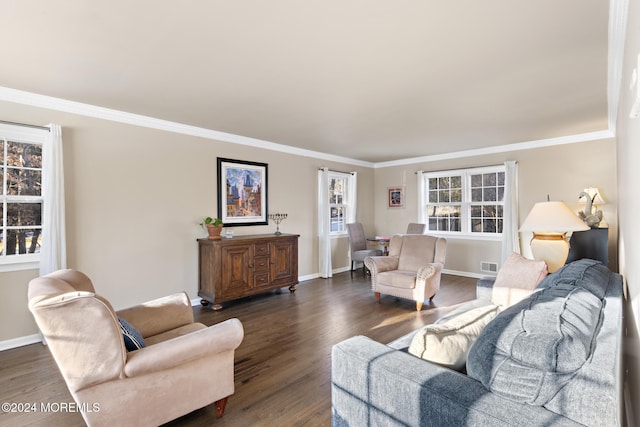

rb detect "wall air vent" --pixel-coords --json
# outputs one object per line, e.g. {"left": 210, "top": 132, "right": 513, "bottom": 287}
{"left": 480, "top": 261, "right": 498, "bottom": 274}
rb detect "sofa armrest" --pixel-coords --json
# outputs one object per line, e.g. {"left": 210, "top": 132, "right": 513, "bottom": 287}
{"left": 364, "top": 255, "right": 399, "bottom": 275}
{"left": 117, "top": 292, "right": 194, "bottom": 338}
{"left": 331, "top": 336, "right": 581, "bottom": 427}
{"left": 124, "top": 318, "right": 244, "bottom": 377}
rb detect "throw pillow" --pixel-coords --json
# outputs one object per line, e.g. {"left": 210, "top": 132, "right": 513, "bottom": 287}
{"left": 408, "top": 304, "right": 499, "bottom": 371}
{"left": 118, "top": 317, "right": 146, "bottom": 351}
{"left": 491, "top": 252, "right": 548, "bottom": 308}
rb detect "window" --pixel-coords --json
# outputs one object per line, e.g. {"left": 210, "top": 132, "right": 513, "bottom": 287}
{"left": 328, "top": 172, "right": 351, "bottom": 235}
{"left": 0, "top": 125, "right": 46, "bottom": 266}
{"left": 421, "top": 165, "right": 506, "bottom": 237}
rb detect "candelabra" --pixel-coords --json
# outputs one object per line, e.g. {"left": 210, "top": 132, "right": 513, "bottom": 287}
{"left": 268, "top": 213, "right": 288, "bottom": 235}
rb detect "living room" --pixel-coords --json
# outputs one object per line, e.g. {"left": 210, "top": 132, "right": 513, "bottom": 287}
{"left": 0, "top": 1, "right": 639, "bottom": 426}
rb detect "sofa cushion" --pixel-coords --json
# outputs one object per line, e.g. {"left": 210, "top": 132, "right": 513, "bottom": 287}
{"left": 118, "top": 317, "right": 146, "bottom": 351}
{"left": 467, "top": 260, "right": 607, "bottom": 406}
{"left": 491, "top": 252, "right": 548, "bottom": 308}
{"left": 408, "top": 304, "right": 499, "bottom": 371}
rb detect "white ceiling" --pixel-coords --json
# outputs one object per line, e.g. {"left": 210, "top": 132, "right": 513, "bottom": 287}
{"left": 0, "top": 1, "right": 611, "bottom": 163}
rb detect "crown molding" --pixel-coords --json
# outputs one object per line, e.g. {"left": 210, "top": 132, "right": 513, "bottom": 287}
{"left": 0, "top": 86, "right": 616, "bottom": 170}
{"left": 0, "top": 86, "right": 374, "bottom": 168}
{"left": 373, "top": 129, "right": 614, "bottom": 168}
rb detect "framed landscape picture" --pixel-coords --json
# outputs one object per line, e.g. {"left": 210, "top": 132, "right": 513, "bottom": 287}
{"left": 387, "top": 186, "right": 404, "bottom": 208}
{"left": 217, "top": 158, "right": 268, "bottom": 226}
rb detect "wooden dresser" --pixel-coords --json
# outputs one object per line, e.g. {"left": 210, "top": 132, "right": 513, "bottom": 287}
{"left": 198, "top": 233, "right": 299, "bottom": 309}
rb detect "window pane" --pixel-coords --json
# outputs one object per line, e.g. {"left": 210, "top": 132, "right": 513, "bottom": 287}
{"left": 471, "top": 206, "right": 482, "bottom": 217}
{"left": 471, "top": 174, "right": 482, "bottom": 187}
{"left": 6, "top": 168, "right": 42, "bottom": 196}
{"left": 498, "top": 187, "right": 504, "bottom": 201}
{"left": 429, "top": 178, "right": 438, "bottom": 190}
{"left": 428, "top": 218, "right": 437, "bottom": 230}
{"left": 471, "top": 218, "right": 482, "bottom": 232}
{"left": 482, "top": 205, "right": 496, "bottom": 217}
{"left": 483, "top": 173, "right": 496, "bottom": 186}
{"left": 497, "top": 219, "right": 504, "bottom": 233}
{"left": 451, "top": 188, "right": 462, "bottom": 203}
{"left": 0, "top": 140, "right": 3, "bottom": 163}
{"left": 5, "top": 229, "right": 41, "bottom": 255}
{"left": 438, "top": 177, "right": 449, "bottom": 189}
{"left": 483, "top": 187, "right": 496, "bottom": 202}
{"left": 498, "top": 172, "right": 505, "bottom": 186}
{"left": 439, "top": 190, "right": 450, "bottom": 203}
{"left": 451, "top": 176, "right": 461, "bottom": 188}
{"left": 330, "top": 206, "right": 346, "bottom": 232}
{"left": 429, "top": 190, "right": 438, "bottom": 203}
{"left": 483, "top": 219, "right": 497, "bottom": 233}
{"left": 7, "top": 202, "right": 42, "bottom": 226}
{"left": 471, "top": 188, "right": 482, "bottom": 202}
{"left": 329, "top": 178, "right": 345, "bottom": 204}
{"left": 7, "top": 141, "right": 42, "bottom": 168}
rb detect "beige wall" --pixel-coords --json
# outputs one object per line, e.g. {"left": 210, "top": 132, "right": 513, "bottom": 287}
{"left": 0, "top": 102, "right": 374, "bottom": 342}
{"left": 617, "top": 0, "right": 640, "bottom": 423}
{"left": 374, "top": 138, "right": 618, "bottom": 275}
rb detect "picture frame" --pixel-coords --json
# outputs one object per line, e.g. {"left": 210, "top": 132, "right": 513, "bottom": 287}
{"left": 387, "top": 186, "right": 405, "bottom": 208}
{"left": 217, "top": 157, "right": 268, "bottom": 226}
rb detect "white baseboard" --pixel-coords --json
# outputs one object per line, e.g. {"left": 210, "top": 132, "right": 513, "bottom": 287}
{"left": 0, "top": 333, "right": 42, "bottom": 351}
{"left": 443, "top": 268, "right": 494, "bottom": 279}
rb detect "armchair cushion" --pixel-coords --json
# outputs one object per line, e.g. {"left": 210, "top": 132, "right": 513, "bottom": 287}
{"left": 408, "top": 304, "right": 499, "bottom": 371}
{"left": 118, "top": 317, "right": 146, "bottom": 351}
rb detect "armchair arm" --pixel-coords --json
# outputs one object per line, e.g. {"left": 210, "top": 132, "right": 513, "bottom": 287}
{"left": 117, "top": 292, "right": 194, "bottom": 338}
{"left": 124, "top": 318, "right": 244, "bottom": 377}
{"left": 416, "top": 262, "right": 443, "bottom": 283}
{"left": 364, "top": 255, "right": 399, "bottom": 275}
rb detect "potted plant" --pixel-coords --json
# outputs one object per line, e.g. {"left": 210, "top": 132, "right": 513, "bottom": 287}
{"left": 201, "top": 217, "right": 223, "bottom": 240}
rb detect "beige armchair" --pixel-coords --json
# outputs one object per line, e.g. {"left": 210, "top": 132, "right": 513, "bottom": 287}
{"left": 364, "top": 234, "right": 447, "bottom": 311}
{"left": 28, "top": 269, "right": 244, "bottom": 427}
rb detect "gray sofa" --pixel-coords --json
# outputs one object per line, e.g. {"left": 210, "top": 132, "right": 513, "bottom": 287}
{"left": 331, "top": 259, "right": 623, "bottom": 426}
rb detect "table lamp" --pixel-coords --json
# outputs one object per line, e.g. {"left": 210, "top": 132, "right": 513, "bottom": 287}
{"left": 519, "top": 201, "right": 590, "bottom": 272}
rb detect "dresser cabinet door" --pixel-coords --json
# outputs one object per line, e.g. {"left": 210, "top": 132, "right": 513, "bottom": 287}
{"left": 220, "top": 244, "right": 252, "bottom": 297}
{"left": 270, "top": 238, "right": 297, "bottom": 285}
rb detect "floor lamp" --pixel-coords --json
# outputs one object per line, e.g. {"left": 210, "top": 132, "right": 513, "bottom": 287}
{"left": 519, "top": 201, "right": 590, "bottom": 272}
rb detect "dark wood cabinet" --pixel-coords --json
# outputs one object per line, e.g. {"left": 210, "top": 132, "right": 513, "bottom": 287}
{"left": 198, "top": 234, "right": 299, "bottom": 309}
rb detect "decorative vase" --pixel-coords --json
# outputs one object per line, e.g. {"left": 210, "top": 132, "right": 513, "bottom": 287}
{"left": 206, "top": 224, "right": 223, "bottom": 240}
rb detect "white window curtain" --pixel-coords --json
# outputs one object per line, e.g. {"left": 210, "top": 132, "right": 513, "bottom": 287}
{"left": 416, "top": 170, "right": 425, "bottom": 223}
{"left": 40, "top": 124, "right": 66, "bottom": 276}
{"left": 318, "top": 168, "right": 332, "bottom": 278}
{"left": 501, "top": 160, "right": 519, "bottom": 263}
{"left": 347, "top": 171, "right": 357, "bottom": 223}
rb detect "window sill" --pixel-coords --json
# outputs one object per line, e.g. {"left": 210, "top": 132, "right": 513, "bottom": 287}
{"left": 425, "top": 232, "right": 502, "bottom": 242}
{"left": 0, "top": 257, "right": 40, "bottom": 273}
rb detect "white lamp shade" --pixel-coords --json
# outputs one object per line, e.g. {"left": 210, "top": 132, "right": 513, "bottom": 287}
{"left": 519, "top": 201, "right": 590, "bottom": 233}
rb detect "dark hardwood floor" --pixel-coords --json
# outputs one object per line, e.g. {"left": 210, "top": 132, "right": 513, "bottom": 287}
{"left": 0, "top": 272, "right": 477, "bottom": 427}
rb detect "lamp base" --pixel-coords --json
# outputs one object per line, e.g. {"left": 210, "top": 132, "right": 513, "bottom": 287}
{"left": 530, "top": 233, "right": 569, "bottom": 273}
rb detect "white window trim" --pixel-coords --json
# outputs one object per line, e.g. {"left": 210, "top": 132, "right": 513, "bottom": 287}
{"left": 0, "top": 123, "right": 47, "bottom": 270}
{"left": 420, "top": 165, "right": 507, "bottom": 240}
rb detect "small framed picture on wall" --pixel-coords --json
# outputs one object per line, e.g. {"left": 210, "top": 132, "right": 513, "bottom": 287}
{"left": 387, "top": 186, "right": 404, "bottom": 208}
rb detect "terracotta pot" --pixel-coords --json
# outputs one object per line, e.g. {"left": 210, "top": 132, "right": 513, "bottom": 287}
{"left": 206, "top": 224, "right": 223, "bottom": 240}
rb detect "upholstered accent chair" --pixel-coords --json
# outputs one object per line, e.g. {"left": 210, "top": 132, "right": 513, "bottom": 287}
{"left": 406, "top": 222, "right": 426, "bottom": 234}
{"left": 346, "top": 222, "right": 382, "bottom": 274}
{"left": 28, "top": 269, "right": 244, "bottom": 427}
{"left": 365, "top": 234, "right": 447, "bottom": 310}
